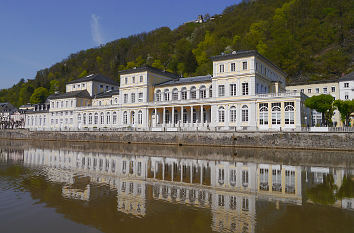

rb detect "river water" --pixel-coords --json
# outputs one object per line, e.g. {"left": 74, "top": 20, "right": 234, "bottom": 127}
{"left": 0, "top": 140, "right": 353, "bottom": 233}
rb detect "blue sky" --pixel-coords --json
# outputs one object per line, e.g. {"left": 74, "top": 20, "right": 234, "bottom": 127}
{"left": 0, "top": 0, "right": 239, "bottom": 89}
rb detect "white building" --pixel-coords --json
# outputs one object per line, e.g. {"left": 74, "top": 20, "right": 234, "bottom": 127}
{"left": 339, "top": 71, "right": 354, "bottom": 101}
{"left": 25, "top": 50, "right": 310, "bottom": 131}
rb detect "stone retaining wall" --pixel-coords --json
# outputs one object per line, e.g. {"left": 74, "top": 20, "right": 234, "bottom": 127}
{"left": 0, "top": 129, "right": 353, "bottom": 151}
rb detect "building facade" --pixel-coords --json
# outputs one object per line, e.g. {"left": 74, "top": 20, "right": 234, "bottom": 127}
{"left": 25, "top": 50, "right": 310, "bottom": 131}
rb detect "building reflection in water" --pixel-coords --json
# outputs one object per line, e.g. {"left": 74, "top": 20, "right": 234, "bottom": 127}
{"left": 20, "top": 148, "right": 353, "bottom": 233}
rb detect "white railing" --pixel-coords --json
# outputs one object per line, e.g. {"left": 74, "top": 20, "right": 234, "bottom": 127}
{"left": 301, "top": 127, "right": 354, "bottom": 132}
{"left": 257, "top": 91, "right": 301, "bottom": 98}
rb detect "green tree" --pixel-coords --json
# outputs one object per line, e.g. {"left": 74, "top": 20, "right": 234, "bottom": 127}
{"left": 49, "top": 80, "right": 60, "bottom": 94}
{"left": 305, "top": 94, "right": 335, "bottom": 126}
{"left": 333, "top": 100, "right": 354, "bottom": 126}
{"left": 29, "top": 87, "right": 49, "bottom": 104}
{"left": 307, "top": 174, "right": 337, "bottom": 205}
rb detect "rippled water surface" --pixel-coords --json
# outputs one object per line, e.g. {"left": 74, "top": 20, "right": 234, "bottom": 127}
{"left": 0, "top": 140, "right": 353, "bottom": 233}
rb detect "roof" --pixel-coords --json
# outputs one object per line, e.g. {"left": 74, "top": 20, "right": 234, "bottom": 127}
{"left": 94, "top": 89, "right": 120, "bottom": 99}
{"left": 48, "top": 90, "right": 91, "bottom": 100}
{"left": 67, "top": 74, "right": 119, "bottom": 86}
{"left": 211, "top": 50, "right": 287, "bottom": 77}
{"left": 119, "top": 66, "right": 180, "bottom": 79}
{"left": 339, "top": 71, "right": 354, "bottom": 82}
{"left": 287, "top": 79, "right": 339, "bottom": 87}
{"left": 156, "top": 75, "right": 212, "bottom": 87}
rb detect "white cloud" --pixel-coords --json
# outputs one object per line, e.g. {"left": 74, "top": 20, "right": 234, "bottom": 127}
{"left": 91, "top": 14, "right": 104, "bottom": 46}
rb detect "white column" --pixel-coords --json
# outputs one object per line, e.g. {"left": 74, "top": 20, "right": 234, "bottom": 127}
{"left": 181, "top": 106, "right": 184, "bottom": 127}
{"left": 172, "top": 107, "right": 175, "bottom": 127}
{"left": 200, "top": 105, "right": 204, "bottom": 125}
{"left": 171, "top": 163, "right": 174, "bottom": 181}
{"left": 162, "top": 162, "right": 165, "bottom": 180}
{"left": 190, "top": 165, "right": 193, "bottom": 183}
{"left": 200, "top": 165, "right": 203, "bottom": 184}
{"left": 163, "top": 107, "right": 166, "bottom": 127}
{"left": 191, "top": 106, "right": 194, "bottom": 125}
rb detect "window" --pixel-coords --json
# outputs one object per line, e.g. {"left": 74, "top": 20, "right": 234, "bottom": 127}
{"left": 242, "top": 61, "right": 247, "bottom": 70}
{"left": 308, "top": 88, "right": 312, "bottom": 93}
{"left": 115, "top": 98, "right": 118, "bottom": 104}
{"left": 231, "top": 63, "right": 236, "bottom": 72}
{"left": 242, "top": 83, "right": 249, "bottom": 95}
{"left": 83, "top": 83, "right": 85, "bottom": 87}
{"left": 124, "top": 94, "right": 128, "bottom": 103}
{"left": 138, "top": 111, "right": 143, "bottom": 124}
{"left": 271, "top": 103, "right": 281, "bottom": 125}
{"left": 218, "top": 85, "right": 225, "bottom": 97}
{"left": 138, "top": 93, "right": 143, "bottom": 102}
{"left": 106, "top": 112, "right": 111, "bottom": 124}
{"left": 83, "top": 114, "right": 87, "bottom": 125}
{"left": 200, "top": 86, "right": 206, "bottom": 99}
{"left": 219, "top": 64, "right": 224, "bottom": 73}
{"left": 172, "top": 88, "right": 178, "bottom": 100}
{"left": 218, "top": 107, "right": 225, "bottom": 122}
{"left": 164, "top": 89, "right": 170, "bottom": 101}
{"left": 242, "top": 105, "right": 248, "bottom": 122}
{"left": 242, "top": 170, "right": 249, "bottom": 186}
{"left": 218, "top": 169, "right": 224, "bottom": 184}
{"left": 123, "top": 111, "right": 128, "bottom": 124}
{"left": 230, "top": 84, "right": 237, "bottom": 96}
{"left": 165, "top": 110, "right": 170, "bottom": 124}
{"left": 345, "top": 92, "right": 349, "bottom": 100}
{"left": 344, "top": 82, "right": 349, "bottom": 88}
{"left": 132, "top": 76, "right": 135, "bottom": 83}
{"left": 156, "top": 90, "right": 161, "bottom": 101}
{"left": 285, "top": 102, "right": 294, "bottom": 124}
{"left": 323, "top": 87, "right": 327, "bottom": 93}
{"left": 140, "top": 75, "right": 143, "bottom": 82}
{"left": 181, "top": 88, "right": 187, "bottom": 100}
{"left": 230, "top": 170, "right": 237, "bottom": 186}
{"left": 100, "top": 85, "right": 103, "bottom": 89}
{"left": 131, "top": 93, "right": 135, "bottom": 103}
{"left": 112, "top": 112, "right": 117, "bottom": 124}
{"left": 300, "top": 89, "right": 304, "bottom": 93}
{"left": 125, "top": 77, "right": 128, "bottom": 84}
{"left": 100, "top": 112, "right": 104, "bottom": 124}
{"left": 183, "top": 109, "right": 188, "bottom": 123}
{"left": 331, "top": 86, "right": 335, "bottom": 92}
{"left": 174, "top": 110, "right": 179, "bottom": 124}
{"left": 94, "top": 113, "right": 98, "bottom": 124}
{"left": 190, "top": 87, "right": 196, "bottom": 99}
{"left": 99, "top": 101, "right": 102, "bottom": 106}
{"left": 230, "top": 106, "right": 236, "bottom": 122}
{"left": 88, "top": 113, "right": 93, "bottom": 124}
{"left": 131, "top": 111, "right": 135, "bottom": 125}
{"left": 209, "top": 85, "right": 213, "bottom": 98}
{"left": 259, "top": 103, "right": 268, "bottom": 125}
{"left": 316, "top": 88, "right": 319, "bottom": 93}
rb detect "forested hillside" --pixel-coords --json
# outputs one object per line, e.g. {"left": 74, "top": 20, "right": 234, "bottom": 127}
{"left": 1, "top": 0, "right": 353, "bottom": 107}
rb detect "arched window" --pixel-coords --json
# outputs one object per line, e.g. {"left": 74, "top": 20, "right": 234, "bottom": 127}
{"left": 172, "top": 88, "right": 178, "bottom": 100}
{"left": 230, "top": 106, "right": 236, "bottom": 122}
{"left": 83, "top": 113, "right": 86, "bottom": 125}
{"left": 106, "top": 112, "right": 111, "bottom": 124}
{"left": 138, "top": 111, "right": 143, "bottom": 124}
{"left": 94, "top": 113, "right": 98, "bottom": 124}
{"left": 164, "top": 89, "right": 170, "bottom": 101}
{"left": 89, "top": 113, "right": 93, "bottom": 124}
{"left": 155, "top": 90, "right": 161, "bottom": 102}
{"left": 271, "top": 103, "right": 281, "bottom": 125}
{"left": 131, "top": 111, "right": 135, "bottom": 125}
{"left": 218, "top": 107, "right": 225, "bottom": 122}
{"left": 181, "top": 87, "right": 187, "bottom": 100}
{"left": 115, "top": 98, "right": 118, "bottom": 104}
{"left": 78, "top": 114, "right": 82, "bottom": 124}
{"left": 259, "top": 104, "right": 268, "bottom": 125}
{"left": 112, "top": 112, "right": 117, "bottom": 124}
{"left": 123, "top": 111, "right": 128, "bottom": 124}
{"left": 200, "top": 85, "right": 206, "bottom": 99}
{"left": 190, "top": 86, "right": 196, "bottom": 99}
{"left": 100, "top": 112, "right": 104, "bottom": 124}
{"left": 242, "top": 105, "right": 248, "bottom": 122}
{"left": 285, "top": 103, "right": 295, "bottom": 124}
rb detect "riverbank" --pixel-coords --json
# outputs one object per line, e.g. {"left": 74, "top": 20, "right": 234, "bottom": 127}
{"left": 0, "top": 129, "right": 353, "bottom": 151}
